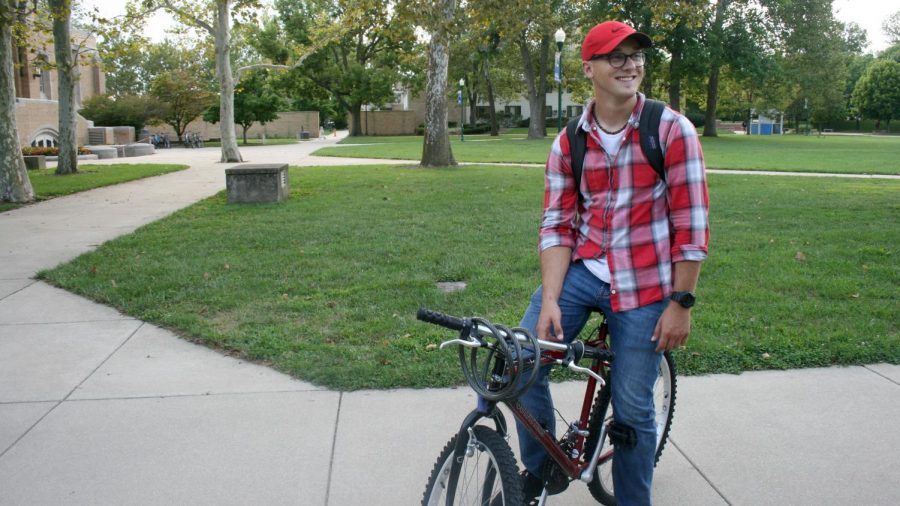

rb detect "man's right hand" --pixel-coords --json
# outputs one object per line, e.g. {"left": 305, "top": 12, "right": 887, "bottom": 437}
{"left": 536, "top": 300, "right": 564, "bottom": 342}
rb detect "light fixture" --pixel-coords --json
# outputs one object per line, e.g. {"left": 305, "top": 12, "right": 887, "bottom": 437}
{"left": 554, "top": 28, "right": 566, "bottom": 45}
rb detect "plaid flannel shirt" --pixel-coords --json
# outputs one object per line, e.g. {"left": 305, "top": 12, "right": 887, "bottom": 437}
{"left": 540, "top": 94, "right": 710, "bottom": 312}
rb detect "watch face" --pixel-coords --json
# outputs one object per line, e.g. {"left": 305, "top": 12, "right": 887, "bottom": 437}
{"left": 672, "top": 291, "right": 695, "bottom": 308}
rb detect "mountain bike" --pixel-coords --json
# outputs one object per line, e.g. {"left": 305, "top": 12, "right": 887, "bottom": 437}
{"left": 417, "top": 308, "right": 676, "bottom": 506}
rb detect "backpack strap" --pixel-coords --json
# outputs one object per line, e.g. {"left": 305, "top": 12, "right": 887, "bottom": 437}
{"left": 565, "top": 118, "right": 586, "bottom": 197}
{"left": 639, "top": 98, "right": 666, "bottom": 182}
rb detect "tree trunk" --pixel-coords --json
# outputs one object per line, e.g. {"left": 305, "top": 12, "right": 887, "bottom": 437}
{"left": 0, "top": 9, "right": 34, "bottom": 203}
{"left": 349, "top": 103, "right": 363, "bottom": 136}
{"left": 50, "top": 0, "right": 78, "bottom": 175}
{"left": 703, "top": 65, "right": 720, "bottom": 137}
{"left": 420, "top": 0, "right": 456, "bottom": 167}
{"left": 703, "top": 0, "right": 729, "bottom": 137}
{"left": 483, "top": 59, "right": 498, "bottom": 136}
{"left": 668, "top": 45, "right": 683, "bottom": 111}
{"left": 519, "top": 33, "right": 550, "bottom": 139}
{"left": 242, "top": 124, "right": 249, "bottom": 144}
{"left": 215, "top": 0, "right": 242, "bottom": 162}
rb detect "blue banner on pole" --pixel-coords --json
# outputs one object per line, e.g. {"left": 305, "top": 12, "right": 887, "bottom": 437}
{"left": 457, "top": 90, "right": 462, "bottom": 105}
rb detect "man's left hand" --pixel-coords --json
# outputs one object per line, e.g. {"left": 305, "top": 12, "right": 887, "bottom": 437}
{"left": 651, "top": 303, "right": 692, "bottom": 352}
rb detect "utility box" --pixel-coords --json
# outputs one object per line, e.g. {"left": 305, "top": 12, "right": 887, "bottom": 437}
{"left": 225, "top": 164, "right": 289, "bottom": 204}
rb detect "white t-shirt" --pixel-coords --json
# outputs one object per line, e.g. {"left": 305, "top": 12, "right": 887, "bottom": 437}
{"left": 582, "top": 126, "right": 626, "bottom": 284}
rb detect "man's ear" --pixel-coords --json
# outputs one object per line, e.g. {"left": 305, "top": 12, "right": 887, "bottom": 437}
{"left": 582, "top": 61, "right": 593, "bottom": 79}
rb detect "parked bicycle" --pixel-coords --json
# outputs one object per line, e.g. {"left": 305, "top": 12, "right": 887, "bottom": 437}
{"left": 417, "top": 308, "right": 676, "bottom": 506}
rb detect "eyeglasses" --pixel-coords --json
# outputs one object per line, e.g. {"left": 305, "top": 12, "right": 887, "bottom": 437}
{"left": 590, "top": 51, "right": 645, "bottom": 68}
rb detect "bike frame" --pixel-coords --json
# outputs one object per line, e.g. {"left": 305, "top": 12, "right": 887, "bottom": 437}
{"left": 448, "top": 322, "right": 612, "bottom": 488}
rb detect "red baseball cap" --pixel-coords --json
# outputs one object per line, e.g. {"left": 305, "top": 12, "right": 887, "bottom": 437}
{"left": 581, "top": 21, "right": 652, "bottom": 61}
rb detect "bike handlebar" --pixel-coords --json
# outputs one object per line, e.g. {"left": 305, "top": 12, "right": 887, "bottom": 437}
{"left": 416, "top": 308, "right": 614, "bottom": 364}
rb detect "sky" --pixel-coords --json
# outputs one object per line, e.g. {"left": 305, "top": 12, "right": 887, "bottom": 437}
{"left": 81, "top": 0, "right": 897, "bottom": 53}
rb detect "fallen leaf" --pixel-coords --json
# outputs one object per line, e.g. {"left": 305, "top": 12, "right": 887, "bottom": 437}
{"left": 203, "top": 272, "right": 210, "bottom": 280}
{"left": 426, "top": 344, "right": 438, "bottom": 351}
{"left": 850, "top": 293, "right": 860, "bottom": 299}
{"left": 795, "top": 251, "right": 806, "bottom": 261}
{"left": 224, "top": 263, "right": 230, "bottom": 270}
{"left": 110, "top": 279, "right": 117, "bottom": 287}
{"left": 762, "top": 352, "right": 771, "bottom": 359}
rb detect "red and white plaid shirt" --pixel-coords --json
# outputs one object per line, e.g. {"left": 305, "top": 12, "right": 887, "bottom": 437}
{"left": 540, "top": 94, "right": 710, "bottom": 312}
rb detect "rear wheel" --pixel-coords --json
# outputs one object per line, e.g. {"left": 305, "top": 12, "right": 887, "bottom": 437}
{"left": 584, "top": 351, "right": 677, "bottom": 505}
{"left": 422, "top": 425, "right": 524, "bottom": 506}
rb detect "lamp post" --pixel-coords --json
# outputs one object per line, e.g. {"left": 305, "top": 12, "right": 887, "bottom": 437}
{"left": 554, "top": 28, "right": 566, "bottom": 133}
{"left": 458, "top": 78, "right": 465, "bottom": 142}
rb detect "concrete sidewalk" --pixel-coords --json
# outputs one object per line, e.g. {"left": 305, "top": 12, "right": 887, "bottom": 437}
{"left": 1, "top": 139, "right": 898, "bottom": 505}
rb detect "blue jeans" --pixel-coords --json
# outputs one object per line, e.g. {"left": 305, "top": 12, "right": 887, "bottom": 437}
{"left": 516, "top": 261, "right": 666, "bottom": 506}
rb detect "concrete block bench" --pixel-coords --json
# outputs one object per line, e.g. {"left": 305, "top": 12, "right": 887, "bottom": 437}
{"left": 46, "top": 154, "right": 99, "bottom": 162}
{"left": 24, "top": 155, "right": 46, "bottom": 170}
{"left": 84, "top": 146, "right": 119, "bottom": 159}
{"left": 225, "top": 164, "right": 289, "bottom": 204}
{"left": 123, "top": 143, "right": 155, "bottom": 157}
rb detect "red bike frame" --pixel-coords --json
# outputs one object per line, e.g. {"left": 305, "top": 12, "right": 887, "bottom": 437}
{"left": 500, "top": 323, "right": 611, "bottom": 480}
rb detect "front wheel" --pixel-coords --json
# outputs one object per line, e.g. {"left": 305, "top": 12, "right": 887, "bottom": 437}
{"left": 422, "top": 425, "right": 524, "bottom": 506}
{"left": 584, "top": 351, "right": 677, "bottom": 505}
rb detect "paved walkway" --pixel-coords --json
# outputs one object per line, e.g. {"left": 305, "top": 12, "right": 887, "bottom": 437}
{"left": 1, "top": 136, "right": 898, "bottom": 505}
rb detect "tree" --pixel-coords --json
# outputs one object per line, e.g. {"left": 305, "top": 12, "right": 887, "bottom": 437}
{"left": 472, "top": 0, "right": 581, "bottom": 140}
{"left": 203, "top": 69, "right": 284, "bottom": 144}
{"left": 271, "top": 0, "right": 416, "bottom": 137}
{"left": 416, "top": 0, "right": 458, "bottom": 166}
{"left": 47, "top": 0, "right": 79, "bottom": 174}
{"left": 771, "top": 0, "right": 850, "bottom": 130}
{"left": 884, "top": 10, "right": 900, "bottom": 46}
{"left": 79, "top": 94, "right": 164, "bottom": 133}
{"left": 151, "top": 0, "right": 256, "bottom": 162}
{"left": 97, "top": 31, "right": 149, "bottom": 96}
{"left": 852, "top": 59, "right": 900, "bottom": 129}
{"left": 150, "top": 69, "right": 215, "bottom": 142}
{"left": 0, "top": 0, "right": 34, "bottom": 203}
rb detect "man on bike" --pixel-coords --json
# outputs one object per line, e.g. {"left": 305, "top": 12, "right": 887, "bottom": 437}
{"left": 516, "top": 20, "right": 709, "bottom": 505}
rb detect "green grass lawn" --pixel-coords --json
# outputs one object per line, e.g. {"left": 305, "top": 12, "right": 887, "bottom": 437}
{"left": 314, "top": 133, "right": 900, "bottom": 175}
{"left": 0, "top": 164, "right": 188, "bottom": 213}
{"left": 38, "top": 165, "right": 899, "bottom": 390}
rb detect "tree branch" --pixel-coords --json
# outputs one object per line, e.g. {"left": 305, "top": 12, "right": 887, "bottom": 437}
{"left": 159, "top": 0, "right": 214, "bottom": 35}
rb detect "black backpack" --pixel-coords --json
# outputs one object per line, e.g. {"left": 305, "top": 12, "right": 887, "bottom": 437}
{"left": 565, "top": 98, "right": 666, "bottom": 193}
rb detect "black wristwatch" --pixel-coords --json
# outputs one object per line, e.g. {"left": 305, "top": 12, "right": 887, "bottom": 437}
{"left": 669, "top": 291, "right": 696, "bottom": 309}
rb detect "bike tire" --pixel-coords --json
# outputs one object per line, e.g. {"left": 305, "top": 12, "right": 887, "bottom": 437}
{"left": 422, "top": 425, "right": 524, "bottom": 506}
{"left": 584, "top": 351, "right": 677, "bottom": 505}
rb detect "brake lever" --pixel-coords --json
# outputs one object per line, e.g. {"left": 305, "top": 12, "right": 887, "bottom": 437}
{"left": 439, "top": 337, "right": 483, "bottom": 349}
{"left": 555, "top": 359, "right": 605, "bottom": 385}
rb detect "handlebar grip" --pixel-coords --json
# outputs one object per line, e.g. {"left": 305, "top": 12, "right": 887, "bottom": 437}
{"left": 416, "top": 308, "right": 467, "bottom": 331}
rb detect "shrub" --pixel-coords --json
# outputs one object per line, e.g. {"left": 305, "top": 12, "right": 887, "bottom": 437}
{"left": 22, "top": 146, "right": 92, "bottom": 156}
{"left": 685, "top": 112, "right": 706, "bottom": 128}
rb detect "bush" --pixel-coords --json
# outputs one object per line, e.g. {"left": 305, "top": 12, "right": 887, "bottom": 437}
{"left": 685, "top": 112, "right": 706, "bottom": 128}
{"left": 22, "top": 146, "right": 92, "bottom": 156}
{"left": 79, "top": 95, "right": 164, "bottom": 133}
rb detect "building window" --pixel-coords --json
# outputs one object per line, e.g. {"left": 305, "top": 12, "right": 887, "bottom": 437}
{"left": 567, "top": 105, "right": 584, "bottom": 118}
{"left": 31, "top": 133, "right": 58, "bottom": 148}
{"left": 504, "top": 105, "right": 522, "bottom": 117}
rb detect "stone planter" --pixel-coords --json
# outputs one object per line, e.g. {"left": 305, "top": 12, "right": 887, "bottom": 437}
{"left": 24, "top": 155, "right": 46, "bottom": 170}
{"left": 225, "top": 164, "right": 289, "bottom": 204}
{"left": 123, "top": 143, "right": 155, "bottom": 157}
{"left": 84, "top": 146, "right": 119, "bottom": 159}
{"left": 45, "top": 154, "right": 100, "bottom": 162}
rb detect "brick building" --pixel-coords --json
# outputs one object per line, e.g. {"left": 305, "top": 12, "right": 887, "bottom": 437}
{"left": 12, "top": 27, "right": 105, "bottom": 148}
